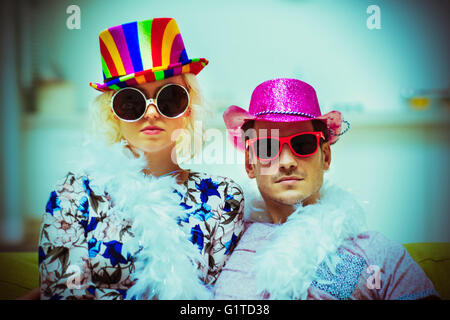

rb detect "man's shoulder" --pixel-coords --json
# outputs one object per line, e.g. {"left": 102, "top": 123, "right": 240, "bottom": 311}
{"left": 343, "top": 230, "right": 408, "bottom": 265}
{"left": 233, "top": 222, "right": 275, "bottom": 250}
{"left": 351, "top": 230, "right": 395, "bottom": 245}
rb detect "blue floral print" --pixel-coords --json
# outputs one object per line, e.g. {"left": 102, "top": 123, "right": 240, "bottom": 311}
{"left": 45, "top": 191, "right": 61, "bottom": 216}
{"left": 78, "top": 196, "right": 89, "bottom": 218}
{"left": 180, "top": 202, "right": 193, "bottom": 210}
{"left": 82, "top": 176, "right": 92, "bottom": 196}
{"left": 39, "top": 171, "right": 244, "bottom": 299}
{"left": 80, "top": 217, "right": 99, "bottom": 236}
{"left": 117, "top": 289, "right": 127, "bottom": 299}
{"left": 173, "top": 188, "right": 184, "bottom": 200}
{"left": 180, "top": 202, "right": 213, "bottom": 223}
{"left": 223, "top": 194, "right": 234, "bottom": 212}
{"left": 102, "top": 240, "right": 128, "bottom": 266}
{"left": 88, "top": 237, "right": 102, "bottom": 258}
{"left": 224, "top": 233, "right": 239, "bottom": 255}
{"left": 195, "top": 178, "right": 221, "bottom": 203}
{"left": 190, "top": 224, "right": 204, "bottom": 252}
{"left": 191, "top": 202, "right": 214, "bottom": 221}
{"left": 87, "top": 286, "right": 96, "bottom": 296}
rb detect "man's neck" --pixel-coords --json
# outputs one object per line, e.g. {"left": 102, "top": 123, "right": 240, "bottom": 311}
{"left": 266, "top": 202, "right": 294, "bottom": 224}
{"left": 265, "top": 192, "right": 321, "bottom": 224}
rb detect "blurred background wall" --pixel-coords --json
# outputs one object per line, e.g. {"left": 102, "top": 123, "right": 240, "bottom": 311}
{"left": 0, "top": 0, "right": 449, "bottom": 251}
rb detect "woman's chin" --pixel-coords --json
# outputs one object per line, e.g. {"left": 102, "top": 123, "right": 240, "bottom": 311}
{"left": 134, "top": 141, "right": 176, "bottom": 154}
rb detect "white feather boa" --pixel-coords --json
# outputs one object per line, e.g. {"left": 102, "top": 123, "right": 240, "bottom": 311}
{"left": 242, "top": 180, "right": 367, "bottom": 300}
{"left": 68, "top": 140, "right": 211, "bottom": 300}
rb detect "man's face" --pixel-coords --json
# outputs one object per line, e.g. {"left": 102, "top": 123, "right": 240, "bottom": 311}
{"left": 245, "top": 120, "right": 331, "bottom": 210}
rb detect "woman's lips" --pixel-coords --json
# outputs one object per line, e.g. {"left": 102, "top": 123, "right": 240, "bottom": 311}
{"left": 142, "top": 129, "right": 163, "bottom": 135}
{"left": 141, "top": 126, "right": 163, "bottom": 135}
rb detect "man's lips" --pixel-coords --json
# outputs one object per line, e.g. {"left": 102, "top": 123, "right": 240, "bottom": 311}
{"left": 275, "top": 176, "right": 304, "bottom": 183}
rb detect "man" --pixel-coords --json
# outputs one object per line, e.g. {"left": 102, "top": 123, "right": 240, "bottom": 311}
{"left": 214, "top": 78, "right": 439, "bottom": 300}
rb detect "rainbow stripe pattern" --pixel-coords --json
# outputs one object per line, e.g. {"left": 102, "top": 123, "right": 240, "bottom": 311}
{"left": 90, "top": 18, "right": 208, "bottom": 92}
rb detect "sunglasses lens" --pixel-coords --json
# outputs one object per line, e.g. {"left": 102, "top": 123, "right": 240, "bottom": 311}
{"left": 112, "top": 89, "right": 146, "bottom": 121}
{"left": 291, "top": 134, "right": 318, "bottom": 155}
{"left": 157, "top": 85, "right": 189, "bottom": 118}
{"left": 255, "top": 138, "right": 280, "bottom": 160}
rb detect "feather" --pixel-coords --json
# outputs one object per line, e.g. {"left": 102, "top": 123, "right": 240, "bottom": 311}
{"left": 68, "top": 139, "right": 211, "bottom": 299}
{"left": 248, "top": 181, "right": 367, "bottom": 299}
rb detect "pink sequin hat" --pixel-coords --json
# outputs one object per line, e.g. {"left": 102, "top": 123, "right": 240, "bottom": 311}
{"left": 223, "top": 78, "right": 349, "bottom": 150}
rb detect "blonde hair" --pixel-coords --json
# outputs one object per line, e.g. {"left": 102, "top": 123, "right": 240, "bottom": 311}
{"left": 88, "top": 73, "right": 206, "bottom": 162}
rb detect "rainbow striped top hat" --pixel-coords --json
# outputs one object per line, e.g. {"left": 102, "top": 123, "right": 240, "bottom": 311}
{"left": 90, "top": 18, "right": 208, "bottom": 92}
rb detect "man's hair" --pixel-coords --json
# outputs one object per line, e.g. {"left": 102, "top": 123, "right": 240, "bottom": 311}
{"left": 241, "top": 119, "right": 329, "bottom": 145}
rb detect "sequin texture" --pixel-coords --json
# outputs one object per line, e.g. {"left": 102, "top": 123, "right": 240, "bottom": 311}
{"left": 249, "top": 78, "right": 321, "bottom": 122}
{"left": 223, "top": 78, "right": 346, "bottom": 150}
{"left": 311, "top": 250, "right": 366, "bottom": 300}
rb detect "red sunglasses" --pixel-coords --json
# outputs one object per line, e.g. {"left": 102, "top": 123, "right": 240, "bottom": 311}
{"left": 246, "top": 131, "right": 325, "bottom": 161}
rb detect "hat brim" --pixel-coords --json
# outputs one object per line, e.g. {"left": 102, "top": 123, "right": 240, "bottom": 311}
{"left": 89, "top": 58, "right": 208, "bottom": 92}
{"left": 223, "top": 105, "right": 344, "bottom": 151}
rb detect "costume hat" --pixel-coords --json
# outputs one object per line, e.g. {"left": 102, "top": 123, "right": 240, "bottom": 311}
{"left": 223, "top": 78, "right": 348, "bottom": 150}
{"left": 90, "top": 18, "right": 208, "bottom": 92}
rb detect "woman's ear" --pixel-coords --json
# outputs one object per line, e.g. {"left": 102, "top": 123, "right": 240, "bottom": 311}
{"left": 110, "top": 108, "right": 119, "bottom": 120}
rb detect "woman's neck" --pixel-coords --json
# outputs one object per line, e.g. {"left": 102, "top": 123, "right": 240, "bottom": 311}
{"left": 144, "top": 151, "right": 182, "bottom": 178}
{"left": 126, "top": 144, "right": 184, "bottom": 178}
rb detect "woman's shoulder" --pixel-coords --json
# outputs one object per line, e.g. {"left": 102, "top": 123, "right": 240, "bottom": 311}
{"left": 50, "top": 171, "right": 85, "bottom": 197}
{"left": 46, "top": 171, "right": 109, "bottom": 216}
{"left": 180, "top": 171, "right": 245, "bottom": 222}
{"left": 184, "top": 171, "right": 245, "bottom": 209}
{"left": 186, "top": 171, "right": 244, "bottom": 194}
{"left": 51, "top": 171, "right": 99, "bottom": 196}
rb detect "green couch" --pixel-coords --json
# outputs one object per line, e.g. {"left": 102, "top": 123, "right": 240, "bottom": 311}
{"left": 1, "top": 243, "right": 449, "bottom": 300}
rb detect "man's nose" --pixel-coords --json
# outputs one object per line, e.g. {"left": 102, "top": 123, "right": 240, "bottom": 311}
{"left": 278, "top": 144, "right": 297, "bottom": 171}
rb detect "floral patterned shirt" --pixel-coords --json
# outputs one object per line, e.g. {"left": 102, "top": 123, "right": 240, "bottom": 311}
{"left": 39, "top": 171, "right": 244, "bottom": 300}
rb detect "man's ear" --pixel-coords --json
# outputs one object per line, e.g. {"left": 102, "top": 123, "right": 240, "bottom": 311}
{"left": 245, "top": 148, "right": 256, "bottom": 179}
{"left": 321, "top": 142, "right": 331, "bottom": 171}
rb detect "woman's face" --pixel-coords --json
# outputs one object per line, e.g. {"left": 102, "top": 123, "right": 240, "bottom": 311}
{"left": 115, "top": 75, "right": 189, "bottom": 154}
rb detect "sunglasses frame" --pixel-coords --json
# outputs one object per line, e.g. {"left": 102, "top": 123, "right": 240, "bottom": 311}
{"left": 246, "top": 131, "right": 325, "bottom": 161}
{"left": 111, "top": 83, "right": 190, "bottom": 122}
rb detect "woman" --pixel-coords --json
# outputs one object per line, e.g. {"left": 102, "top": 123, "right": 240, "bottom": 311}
{"left": 37, "top": 18, "right": 244, "bottom": 300}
